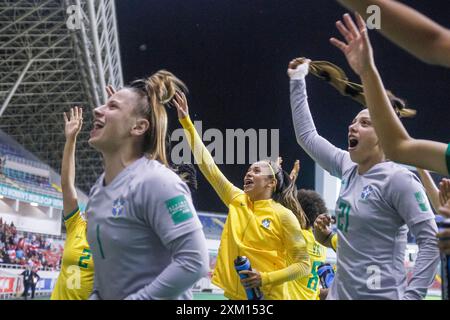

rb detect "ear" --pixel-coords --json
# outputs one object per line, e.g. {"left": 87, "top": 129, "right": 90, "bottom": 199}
{"left": 131, "top": 118, "right": 150, "bottom": 137}
{"left": 266, "top": 177, "right": 277, "bottom": 192}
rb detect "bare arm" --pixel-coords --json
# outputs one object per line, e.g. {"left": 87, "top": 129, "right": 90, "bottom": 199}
{"left": 61, "top": 107, "right": 83, "bottom": 217}
{"left": 331, "top": 13, "right": 449, "bottom": 176}
{"left": 337, "top": 0, "right": 450, "bottom": 66}
{"left": 416, "top": 169, "right": 440, "bottom": 213}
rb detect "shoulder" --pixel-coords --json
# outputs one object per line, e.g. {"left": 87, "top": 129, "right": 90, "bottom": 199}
{"left": 134, "top": 159, "right": 183, "bottom": 184}
{"left": 384, "top": 162, "right": 420, "bottom": 189}
{"left": 131, "top": 159, "right": 190, "bottom": 197}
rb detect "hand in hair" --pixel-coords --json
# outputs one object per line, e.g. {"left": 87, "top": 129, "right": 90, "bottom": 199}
{"left": 287, "top": 58, "right": 311, "bottom": 80}
{"left": 289, "top": 160, "right": 300, "bottom": 182}
{"left": 330, "top": 13, "right": 375, "bottom": 77}
{"left": 106, "top": 85, "right": 116, "bottom": 98}
{"left": 438, "top": 178, "right": 450, "bottom": 217}
{"left": 173, "top": 91, "right": 189, "bottom": 119}
{"left": 276, "top": 157, "right": 283, "bottom": 167}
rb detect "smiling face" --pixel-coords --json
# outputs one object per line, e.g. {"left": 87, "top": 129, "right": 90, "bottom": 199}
{"left": 88, "top": 88, "right": 149, "bottom": 153}
{"left": 243, "top": 161, "right": 277, "bottom": 201}
{"left": 347, "top": 109, "right": 384, "bottom": 165}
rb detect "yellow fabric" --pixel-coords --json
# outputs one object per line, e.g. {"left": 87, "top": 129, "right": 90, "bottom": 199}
{"left": 180, "top": 116, "right": 310, "bottom": 300}
{"left": 50, "top": 208, "right": 94, "bottom": 300}
{"left": 331, "top": 233, "right": 338, "bottom": 251}
{"left": 288, "top": 229, "right": 327, "bottom": 300}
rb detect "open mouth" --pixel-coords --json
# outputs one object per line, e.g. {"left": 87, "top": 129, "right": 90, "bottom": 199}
{"left": 93, "top": 120, "right": 105, "bottom": 130}
{"left": 244, "top": 178, "right": 254, "bottom": 188}
{"left": 348, "top": 137, "right": 359, "bottom": 150}
{"left": 90, "top": 120, "right": 105, "bottom": 137}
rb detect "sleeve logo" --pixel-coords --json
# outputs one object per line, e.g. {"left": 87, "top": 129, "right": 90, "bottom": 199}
{"left": 414, "top": 191, "right": 429, "bottom": 212}
{"left": 165, "top": 195, "right": 193, "bottom": 224}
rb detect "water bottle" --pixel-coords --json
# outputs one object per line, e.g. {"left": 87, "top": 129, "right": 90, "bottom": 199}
{"left": 317, "top": 263, "right": 335, "bottom": 289}
{"left": 234, "top": 256, "right": 263, "bottom": 300}
{"left": 436, "top": 215, "right": 450, "bottom": 300}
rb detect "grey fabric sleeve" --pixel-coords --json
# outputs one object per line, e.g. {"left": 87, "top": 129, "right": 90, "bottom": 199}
{"left": 290, "top": 78, "right": 353, "bottom": 179}
{"left": 402, "top": 219, "right": 440, "bottom": 300}
{"left": 124, "top": 228, "right": 209, "bottom": 300}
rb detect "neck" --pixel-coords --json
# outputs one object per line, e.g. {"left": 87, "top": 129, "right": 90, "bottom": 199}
{"left": 357, "top": 154, "right": 385, "bottom": 175}
{"left": 101, "top": 145, "right": 142, "bottom": 185}
{"left": 249, "top": 190, "right": 272, "bottom": 202}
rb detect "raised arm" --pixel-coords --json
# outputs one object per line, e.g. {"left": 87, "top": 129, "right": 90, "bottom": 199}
{"left": 330, "top": 13, "right": 449, "bottom": 176}
{"left": 173, "top": 92, "right": 242, "bottom": 206}
{"left": 337, "top": 0, "right": 450, "bottom": 67}
{"left": 288, "top": 59, "right": 353, "bottom": 179}
{"left": 61, "top": 107, "right": 83, "bottom": 217}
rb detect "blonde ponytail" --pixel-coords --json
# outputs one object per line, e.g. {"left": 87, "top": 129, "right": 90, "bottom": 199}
{"left": 130, "top": 70, "right": 188, "bottom": 166}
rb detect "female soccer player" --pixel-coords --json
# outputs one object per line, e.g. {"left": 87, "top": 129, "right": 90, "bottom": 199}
{"left": 328, "top": 12, "right": 449, "bottom": 178}
{"left": 51, "top": 107, "right": 94, "bottom": 300}
{"left": 288, "top": 57, "right": 439, "bottom": 299}
{"left": 173, "top": 92, "right": 311, "bottom": 300}
{"left": 86, "top": 70, "right": 209, "bottom": 300}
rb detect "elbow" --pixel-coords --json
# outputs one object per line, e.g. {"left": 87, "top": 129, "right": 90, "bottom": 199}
{"left": 381, "top": 137, "right": 412, "bottom": 162}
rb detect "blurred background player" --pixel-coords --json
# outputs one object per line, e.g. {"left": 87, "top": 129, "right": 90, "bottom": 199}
{"left": 287, "top": 57, "right": 439, "bottom": 299}
{"left": 51, "top": 106, "right": 94, "bottom": 300}
{"left": 86, "top": 71, "right": 209, "bottom": 300}
{"left": 174, "top": 91, "right": 311, "bottom": 300}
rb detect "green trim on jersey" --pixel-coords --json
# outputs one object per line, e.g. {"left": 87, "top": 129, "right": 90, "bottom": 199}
{"left": 64, "top": 207, "right": 80, "bottom": 221}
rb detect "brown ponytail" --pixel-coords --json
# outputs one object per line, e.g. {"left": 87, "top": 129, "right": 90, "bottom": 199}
{"left": 129, "top": 70, "right": 188, "bottom": 166}
{"left": 266, "top": 160, "right": 308, "bottom": 229}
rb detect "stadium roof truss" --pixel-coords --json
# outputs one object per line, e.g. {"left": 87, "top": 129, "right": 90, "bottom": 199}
{"left": 0, "top": 0, "right": 123, "bottom": 193}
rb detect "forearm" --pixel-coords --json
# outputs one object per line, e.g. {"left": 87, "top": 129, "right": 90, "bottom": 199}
{"left": 337, "top": 0, "right": 450, "bottom": 65}
{"left": 261, "top": 250, "right": 310, "bottom": 287}
{"left": 403, "top": 219, "right": 440, "bottom": 300}
{"left": 416, "top": 169, "right": 440, "bottom": 212}
{"left": 125, "top": 229, "right": 209, "bottom": 300}
{"left": 179, "top": 116, "right": 240, "bottom": 205}
{"left": 360, "top": 66, "right": 449, "bottom": 175}
{"left": 290, "top": 79, "right": 349, "bottom": 178}
{"left": 61, "top": 138, "right": 78, "bottom": 214}
{"left": 313, "top": 229, "right": 336, "bottom": 249}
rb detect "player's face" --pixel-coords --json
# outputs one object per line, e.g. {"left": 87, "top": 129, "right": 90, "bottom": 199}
{"left": 89, "top": 88, "right": 144, "bottom": 152}
{"left": 243, "top": 161, "right": 276, "bottom": 199}
{"left": 347, "top": 109, "right": 383, "bottom": 164}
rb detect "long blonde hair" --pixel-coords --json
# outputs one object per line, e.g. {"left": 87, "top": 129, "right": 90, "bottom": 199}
{"left": 129, "top": 70, "right": 188, "bottom": 166}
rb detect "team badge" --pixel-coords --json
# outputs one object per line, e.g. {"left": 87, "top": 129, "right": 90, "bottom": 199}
{"left": 361, "top": 185, "right": 374, "bottom": 200}
{"left": 261, "top": 218, "right": 271, "bottom": 229}
{"left": 112, "top": 198, "right": 126, "bottom": 217}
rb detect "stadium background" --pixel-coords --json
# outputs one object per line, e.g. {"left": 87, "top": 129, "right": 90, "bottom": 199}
{"left": 0, "top": 0, "right": 448, "bottom": 300}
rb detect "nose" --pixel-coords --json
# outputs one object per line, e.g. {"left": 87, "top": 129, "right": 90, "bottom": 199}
{"left": 93, "top": 104, "right": 105, "bottom": 118}
{"left": 348, "top": 122, "right": 358, "bottom": 133}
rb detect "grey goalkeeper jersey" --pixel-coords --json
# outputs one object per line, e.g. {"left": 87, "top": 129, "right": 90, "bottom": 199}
{"left": 290, "top": 78, "right": 440, "bottom": 300}
{"left": 86, "top": 157, "right": 209, "bottom": 300}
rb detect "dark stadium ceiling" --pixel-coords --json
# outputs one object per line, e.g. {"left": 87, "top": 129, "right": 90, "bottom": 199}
{"left": 0, "top": 0, "right": 123, "bottom": 193}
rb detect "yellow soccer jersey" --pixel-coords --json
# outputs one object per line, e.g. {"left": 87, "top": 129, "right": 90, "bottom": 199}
{"left": 180, "top": 116, "right": 310, "bottom": 300}
{"left": 51, "top": 207, "right": 94, "bottom": 300}
{"left": 289, "top": 228, "right": 327, "bottom": 300}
